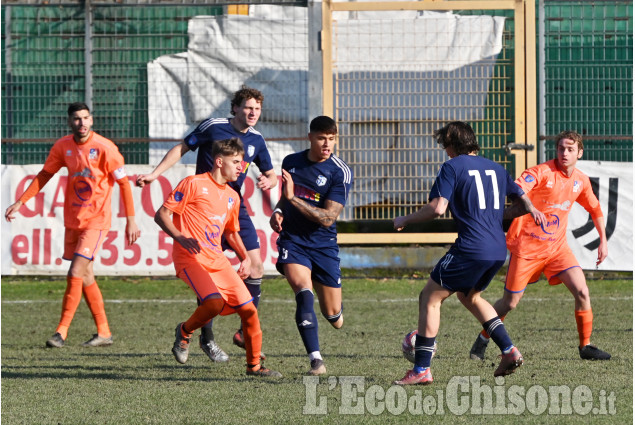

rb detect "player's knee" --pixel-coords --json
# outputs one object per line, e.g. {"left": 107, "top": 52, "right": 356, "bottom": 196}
{"left": 249, "top": 261, "right": 264, "bottom": 279}
{"left": 323, "top": 305, "right": 343, "bottom": 329}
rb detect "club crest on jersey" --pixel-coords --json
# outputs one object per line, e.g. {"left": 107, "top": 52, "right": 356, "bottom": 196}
{"left": 174, "top": 191, "right": 184, "bottom": 202}
{"left": 228, "top": 197, "right": 235, "bottom": 209}
{"left": 316, "top": 175, "right": 327, "bottom": 187}
{"left": 66, "top": 150, "right": 73, "bottom": 156}
{"left": 546, "top": 180, "right": 554, "bottom": 188}
{"left": 247, "top": 145, "right": 255, "bottom": 157}
{"left": 202, "top": 187, "right": 208, "bottom": 195}
{"left": 289, "top": 168, "right": 296, "bottom": 174}
{"left": 573, "top": 181, "right": 581, "bottom": 193}
{"left": 89, "top": 148, "right": 98, "bottom": 160}
{"left": 524, "top": 175, "right": 535, "bottom": 183}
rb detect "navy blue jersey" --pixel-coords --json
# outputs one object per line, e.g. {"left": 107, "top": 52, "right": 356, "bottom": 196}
{"left": 279, "top": 150, "right": 353, "bottom": 248}
{"left": 430, "top": 154, "right": 524, "bottom": 260}
{"left": 184, "top": 118, "right": 274, "bottom": 195}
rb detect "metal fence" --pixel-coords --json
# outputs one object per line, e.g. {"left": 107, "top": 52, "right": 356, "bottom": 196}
{"left": 2, "top": 1, "right": 632, "bottom": 213}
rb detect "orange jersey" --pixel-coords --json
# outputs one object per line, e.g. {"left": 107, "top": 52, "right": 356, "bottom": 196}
{"left": 43, "top": 132, "right": 127, "bottom": 230}
{"left": 162, "top": 172, "right": 240, "bottom": 270}
{"left": 506, "top": 159, "right": 603, "bottom": 259}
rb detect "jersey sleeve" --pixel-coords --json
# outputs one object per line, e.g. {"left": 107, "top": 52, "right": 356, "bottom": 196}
{"left": 42, "top": 142, "right": 65, "bottom": 175}
{"left": 183, "top": 120, "right": 212, "bottom": 152}
{"left": 504, "top": 170, "right": 525, "bottom": 198}
{"left": 515, "top": 165, "right": 541, "bottom": 193}
{"left": 577, "top": 175, "right": 604, "bottom": 219}
{"left": 252, "top": 139, "right": 274, "bottom": 172}
{"left": 326, "top": 161, "right": 353, "bottom": 207}
{"left": 429, "top": 162, "right": 455, "bottom": 201}
{"left": 105, "top": 145, "right": 126, "bottom": 178}
{"left": 162, "top": 177, "right": 194, "bottom": 216}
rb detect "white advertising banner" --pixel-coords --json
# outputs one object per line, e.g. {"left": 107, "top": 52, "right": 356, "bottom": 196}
{"left": 566, "top": 161, "right": 633, "bottom": 271}
{"left": 1, "top": 164, "right": 283, "bottom": 276}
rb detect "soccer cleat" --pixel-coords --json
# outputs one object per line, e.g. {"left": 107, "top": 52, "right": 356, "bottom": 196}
{"left": 393, "top": 368, "right": 433, "bottom": 386}
{"left": 246, "top": 365, "right": 283, "bottom": 378}
{"left": 82, "top": 334, "right": 113, "bottom": 347}
{"left": 233, "top": 329, "right": 245, "bottom": 348}
{"left": 46, "top": 332, "right": 65, "bottom": 348}
{"left": 232, "top": 329, "right": 266, "bottom": 360}
{"left": 470, "top": 335, "right": 489, "bottom": 360}
{"left": 494, "top": 346, "right": 524, "bottom": 377}
{"left": 308, "top": 358, "right": 327, "bottom": 376}
{"left": 172, "top": 323, "right": 191, "bottom": 364}
{"left": 579, "top": 344, "right": 611, "bottom": 360}
{"left": 199, "top": 335, "right": 229, "bottom": 362}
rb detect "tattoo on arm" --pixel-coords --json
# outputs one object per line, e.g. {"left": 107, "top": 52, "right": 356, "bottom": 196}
{"left": 503, "top": 195, "right": 533, "bottom": 220}
{"left": 289, "top": 197, "right": 344, "bottom": 227}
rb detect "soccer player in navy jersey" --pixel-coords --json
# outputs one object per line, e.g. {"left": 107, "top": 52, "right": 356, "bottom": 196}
{"left": 269, "top": 116, "right": 353, "bottom": 375}
{"left": 137, "top": 86, "right": 277, "bottom": 362}
{"left": 392, "top": 121, "right": 547, "bottom": 385}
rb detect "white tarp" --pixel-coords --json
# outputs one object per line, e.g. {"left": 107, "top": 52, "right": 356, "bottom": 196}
{"left": 147, "top": 6, "right": 505, "bottom": 140}
{"left": 567, "top": 161, "right": 633, "bottom": 271}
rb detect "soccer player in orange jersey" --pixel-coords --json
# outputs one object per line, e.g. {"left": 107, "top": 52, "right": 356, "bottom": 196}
{"left": 469, "top": 130, "right": 610, "bottom": 361}
{"left": 5, "top": 102, "right": 140, "bottom": 348}
{"left": 154, "top": 137, "right": 281, "bottom": 378}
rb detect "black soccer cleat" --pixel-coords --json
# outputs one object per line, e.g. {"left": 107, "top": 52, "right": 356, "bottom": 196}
{"left": 579, "top": 344, "right": 611, "bottom": 360}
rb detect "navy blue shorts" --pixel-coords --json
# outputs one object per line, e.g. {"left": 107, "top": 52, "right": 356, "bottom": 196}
{"left": 430, "top": 252, "right": 504, "bottom": 295}
{"left": 275, "top": 239, "right": 342, "bottom": 288}
{"left": 221, "top": 203, "right": 260, "bottom": 252}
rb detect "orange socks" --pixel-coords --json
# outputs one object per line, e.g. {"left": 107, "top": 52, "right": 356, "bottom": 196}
{"left": 238, "top": 302, "right": 262, "bottom": 367}
{"left": 184, "top": 297, "right": 224, "bottom": 335}
{"left": 83, "top": 281, "right": 111, "bottom": 338}
{"left": 480, "top": 315, "right": 506, "bottom": 339}
{"left": 575, "top": 309, "right": 593, "bottom": 347}
{"left": 56, "top": 276, "right": 83, "bottom": 340}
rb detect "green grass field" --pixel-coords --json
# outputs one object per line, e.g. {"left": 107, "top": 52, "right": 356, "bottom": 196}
{"left": 1, "top": 272, "right": 632, "bottom": 424}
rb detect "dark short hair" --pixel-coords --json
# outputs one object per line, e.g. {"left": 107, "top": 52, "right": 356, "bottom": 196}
{"left": 309, "top": 116, "right": 338, "bottom": 135}
{"left": 433, "top": 121, "right": 480, "bottom": 155}
{"left": 230, "top": 85, "right": 264, "bottom": 115}
{"left": 555, "top": 130, "right": 584, "bottom": 151}
{"left": 67, "top": 102, "right": 90, "bottom": 116}
{"left": 212, "top": 137, "right": 244, "bottom": 158}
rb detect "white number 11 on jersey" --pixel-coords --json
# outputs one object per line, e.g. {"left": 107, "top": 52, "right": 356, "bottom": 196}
{"left": 468, "top": 170, "right": 500, "bottom": 210}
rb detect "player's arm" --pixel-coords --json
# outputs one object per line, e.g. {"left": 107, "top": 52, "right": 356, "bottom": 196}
{"left": 256, "top": 168, "right": 277, "bottom": 191}
{"left": 592, "top": 216, "right": 608, "bottom": 266}
{"left": 136, "top": 142, "right": 190, "bottom": 187}
{"left": 224, "top": 229, "right": 252, "bottom": 279}
{"left": 504, "top": 194, "right": 547, "bottom": 226}
{"left": 154, "top": 205, "right": 201, "bottom": 255}
{"left": 393, "top": 196, "right": 448, "bottom": 231}
{"left": 280, "top": 169, "right": 343, "bottom": 227}
{"left": 5, "top": 169, "right": 55, "bottom": 222}
{"left": 116, "top": 176, "right": 141, "bottom": 245}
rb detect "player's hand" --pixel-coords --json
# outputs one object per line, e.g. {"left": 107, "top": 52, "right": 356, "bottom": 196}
{"left": 136, "top": 173, "right": 156, "bottom": 187}
{"left": 281, "top": 169, "right": 295, "bottom": 200}
{"left": 125, "top": 219, "right": 141, "bottom": 245}
{"left": 237, "top": 258, "right": 251, "bottom": 280}
{"left": 176, "top": 235, "right": 201, "bottom": 255}
{"left": 393, "top": 216, "right": 407, "bottom": 231}
{"left": 256, "top": 174, "right": 272, "bottom": 190}
{"left": 5, "top": 201, "right": 22, "bottom": 222}
{"left": 270, "top": 210, "right": 283, "bottom": 233}
{"left": 530, "top": 209, "right": 547, "bottom": 227}
{"left": 596, "top": 239, "right": 608, "bottom": 266}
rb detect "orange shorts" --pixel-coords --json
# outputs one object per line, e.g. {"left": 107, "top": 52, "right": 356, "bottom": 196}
{"left": 176, "top": 262, "right": 252, "bottom": 316}
{"left": 504, "top": 247, "right": 580, "bottom": 293}
{"left": 63, "top": 228, "right": 107, "bottom": 261}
